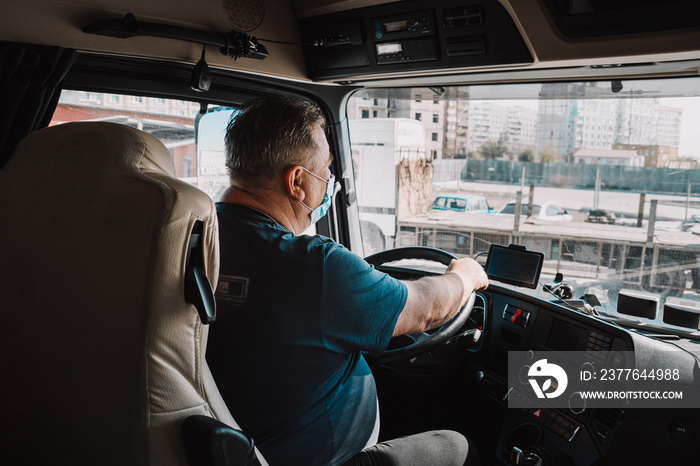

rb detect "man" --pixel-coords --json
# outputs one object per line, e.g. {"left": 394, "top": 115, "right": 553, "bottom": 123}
{"left": 207, "top": 95, "right": 489, "bottom": 466}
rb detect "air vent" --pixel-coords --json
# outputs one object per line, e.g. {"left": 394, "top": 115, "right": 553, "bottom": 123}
{"left": 590, "top": 408, "right": 622, "bottom": 451}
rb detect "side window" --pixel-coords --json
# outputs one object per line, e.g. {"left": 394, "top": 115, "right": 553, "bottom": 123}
{"left": 452, "top": 199, "right": 467, "bottom": 211}
{"left": 53, "top": 90, "right": 200, "bottom": 179}
{"left": 51, "top": 91, "right": 319, "bottom": 235}
{"left": 53, "top": 90, "right": 232, "bottom": 201}
{"left": 501, "top": 204, "right": 515, "bottom": 214}
{"left": 196, "top": 107, "right": 238, "bottom": 200}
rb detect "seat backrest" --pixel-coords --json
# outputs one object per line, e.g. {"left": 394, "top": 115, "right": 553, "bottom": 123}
{"left": 0, "top": 122, "right": 247, "bottom": 465}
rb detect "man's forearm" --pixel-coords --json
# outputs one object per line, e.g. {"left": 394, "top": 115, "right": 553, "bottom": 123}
{"left": 392, "top": 257, "right": 488, "bottom": 337}
{"left": 394, "top": 273, "right": 467, "bottom": 336}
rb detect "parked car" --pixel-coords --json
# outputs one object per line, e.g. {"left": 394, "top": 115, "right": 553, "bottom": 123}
{"left": 431, "top": 194, "right": 495, "bottom": 214}
{"left": 497, "top": 201, "right": 573, "bottom": 221}
{"left": 586, "top": 209, "right": 617, "bottom": 224}
{"left": 681, "top": 215, "right": 700, "bottom": 231}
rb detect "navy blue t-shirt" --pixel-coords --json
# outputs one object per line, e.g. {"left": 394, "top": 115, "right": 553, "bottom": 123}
{"left": 208, "top": 203, "right": 407, "bottom": 466}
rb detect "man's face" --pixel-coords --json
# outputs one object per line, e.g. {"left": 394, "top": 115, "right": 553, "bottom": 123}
{"left": 303, "top": 124, "right": 333, "bottom": 212}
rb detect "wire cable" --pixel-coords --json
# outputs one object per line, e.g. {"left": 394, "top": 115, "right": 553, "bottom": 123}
{"left": 257, "top": 37, "right": 317, "bottom": 46}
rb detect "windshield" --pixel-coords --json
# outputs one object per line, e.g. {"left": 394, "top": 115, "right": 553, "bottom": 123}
{"left": 348, "top": 77, "right": 700, "bottom": 337}
{"left": 500, "top": 203, "right": 541, "bottom": 216}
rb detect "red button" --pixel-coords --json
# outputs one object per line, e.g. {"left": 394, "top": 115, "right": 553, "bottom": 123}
{"left": 511, "top": 308, "right": 523, "bottom": 324}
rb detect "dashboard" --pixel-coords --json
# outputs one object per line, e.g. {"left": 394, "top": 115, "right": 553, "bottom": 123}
{"left": 464, "top": 284, "right": 698, "bottom": 466}
{"left": 371, "top": 259, "right": 698, "bottom": 466}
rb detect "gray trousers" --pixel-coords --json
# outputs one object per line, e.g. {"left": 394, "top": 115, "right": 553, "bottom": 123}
{"left": 342, "top": 430, "right": 481, "bottom": 466}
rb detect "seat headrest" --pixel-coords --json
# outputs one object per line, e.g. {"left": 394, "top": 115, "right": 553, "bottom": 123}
{"left": 5, "top": 120, "right": 176, "bottom": 178}
{"left": 138, "top": 129, "right": 177, "bottom": 177}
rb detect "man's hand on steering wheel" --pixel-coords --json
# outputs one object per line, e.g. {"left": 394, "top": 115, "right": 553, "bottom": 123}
{"left": 365, "top": 247, "right": 488, "bottom": 364}
{"left": 446, "top": 257, "right": 490, "bottom": 309}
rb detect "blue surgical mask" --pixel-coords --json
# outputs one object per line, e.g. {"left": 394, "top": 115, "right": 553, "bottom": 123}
{"left": 299, "top": 167, "right": 340, "bottom": 225}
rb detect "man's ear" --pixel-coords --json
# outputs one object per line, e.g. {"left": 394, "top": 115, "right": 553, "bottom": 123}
{"left": 285, "top": 165, "right": 306, "bottom": 202}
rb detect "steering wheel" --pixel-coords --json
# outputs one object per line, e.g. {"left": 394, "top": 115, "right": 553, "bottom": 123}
{"left": 365, "top": 247, "right": 476, "bottom": 364}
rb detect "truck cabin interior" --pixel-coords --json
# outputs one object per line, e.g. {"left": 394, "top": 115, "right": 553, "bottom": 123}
{"left": 1, "top": 1, "right": 700, "bottom": 465}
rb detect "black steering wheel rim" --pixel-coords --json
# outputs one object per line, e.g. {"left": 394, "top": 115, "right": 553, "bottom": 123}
{"left": 366, "top": 247, "right": 476, "bottom": 364}
{"left": 365, "top": 246, "right": 459, "bottom": 267}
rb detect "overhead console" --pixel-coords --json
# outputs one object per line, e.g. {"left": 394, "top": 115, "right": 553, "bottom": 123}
{"left": 298, "top": 0, "right": 532, "bottom": 82}
{"left": 541, "top": 0, "right": 700, "bottom": 38}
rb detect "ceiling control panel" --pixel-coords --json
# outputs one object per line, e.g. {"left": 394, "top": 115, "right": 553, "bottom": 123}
{"left": 299, "top": 0, "right": 532, "bottom": 81}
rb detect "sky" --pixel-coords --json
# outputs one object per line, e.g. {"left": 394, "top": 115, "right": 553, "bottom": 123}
{"left": 487, "top": 97, "right": 700, "bottom": 160}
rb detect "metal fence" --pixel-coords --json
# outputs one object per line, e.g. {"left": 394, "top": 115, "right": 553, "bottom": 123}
{"left": 460, "top": 160, "right": 700, "bottom": 196}
{"left": 396, "top": 224, "right": 699, "bottom": 296}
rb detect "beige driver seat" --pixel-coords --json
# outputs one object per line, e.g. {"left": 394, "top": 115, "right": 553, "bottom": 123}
{"left": 0, "top": 121, "right": 267, "bottom": 465}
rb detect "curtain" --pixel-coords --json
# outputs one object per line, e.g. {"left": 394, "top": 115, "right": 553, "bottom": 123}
{"left": 0, "top": 42, "right": 77, "bottom": 169}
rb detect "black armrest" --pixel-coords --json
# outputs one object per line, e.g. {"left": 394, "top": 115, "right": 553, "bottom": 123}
{"left": 182, "top": 415, "right": 257, "bottom": 466}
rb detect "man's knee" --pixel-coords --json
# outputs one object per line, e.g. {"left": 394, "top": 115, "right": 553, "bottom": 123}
{"left": 345, "top": 430, "right": 480, "bottom": 466}
{"left": 394, "top": 430, "right": 479, "bottom": 466}
{"left": 428, "top": 430, "right": 479, "bottom": 466}
{"left": 430, "top": 430, "right": 468, "bottom": 453}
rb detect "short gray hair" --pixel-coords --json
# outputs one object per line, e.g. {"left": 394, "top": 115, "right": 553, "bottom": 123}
{"left": 224, "top": 96, "right": 326, "bottom": 184}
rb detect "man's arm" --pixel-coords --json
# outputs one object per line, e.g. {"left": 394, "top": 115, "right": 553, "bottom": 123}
{"left": 392, "top": 258, "right": 489, "bottom": 337}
